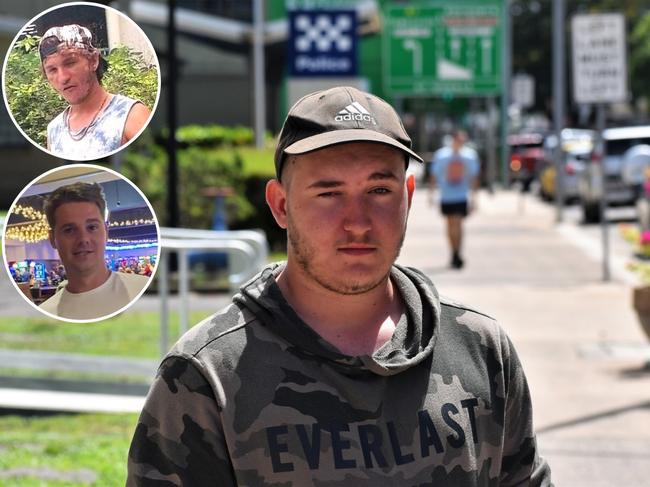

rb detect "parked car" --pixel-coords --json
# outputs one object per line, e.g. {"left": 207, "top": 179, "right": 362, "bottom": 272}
{"left": 578, "top": 125, "right": 650, "bottom": 223}
{"left": 539, "top": 129, "right": 596, "bottom": 202}
{"left": 508, "top": 132, "right": 546, "bottom": 191}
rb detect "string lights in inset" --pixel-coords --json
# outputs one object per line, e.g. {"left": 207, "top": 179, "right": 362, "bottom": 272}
{"left": 108, "top": 218, "right": 156, "bottom": 228}
{"left": 5, "top": 205, "right": 49, "bottom": 243}
{"left": 6, "top": 204, "right": 156, "bottom": 244}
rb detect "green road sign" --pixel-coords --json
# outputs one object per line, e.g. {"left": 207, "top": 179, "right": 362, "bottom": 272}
{"left": 383, "top": 3, "right": 503, "bottom": 96}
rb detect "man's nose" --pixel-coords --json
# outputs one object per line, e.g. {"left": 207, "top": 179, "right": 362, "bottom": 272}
{"left": 57, "top": 68, "right": 71, "bottom": 85}
{"left": 77, "top": 228, "right": 92, "bottom": 243}
{"left": 342, "top": 196, "right": 372, "bottom": 234}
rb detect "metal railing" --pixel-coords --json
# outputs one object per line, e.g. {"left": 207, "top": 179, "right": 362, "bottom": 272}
{"left": 158, "top": 227, "right": 268, "bottom": 355}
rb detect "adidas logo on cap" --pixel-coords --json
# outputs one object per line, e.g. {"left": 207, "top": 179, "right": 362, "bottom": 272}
{"left": 335, "top": 102, "right": 377, "bottom": 125}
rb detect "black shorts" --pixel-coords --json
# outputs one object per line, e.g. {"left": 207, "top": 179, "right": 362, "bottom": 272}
{"left": 441, "top": 201, "right": 468, "bottom": 217}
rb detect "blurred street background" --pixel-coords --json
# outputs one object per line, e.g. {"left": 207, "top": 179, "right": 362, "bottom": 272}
{"left": 2, "top": 0, "right": 650, "bottom": 485}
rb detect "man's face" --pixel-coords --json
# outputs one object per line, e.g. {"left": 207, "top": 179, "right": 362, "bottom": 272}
{"left": 42, "top": 48, "right": 99, "bottom": 105}
{"left": 271, "top": 142, "right": 415, "bottom": 295}
{"left": 452, "top": 131, "right": 467, "bottom": 149}
{"left": 49, "top": 201, "right": 108, "bottom": 280}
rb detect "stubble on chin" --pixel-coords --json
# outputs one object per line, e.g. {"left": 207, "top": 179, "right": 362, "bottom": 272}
{"left": 286, "top": 217, "right": 406, "bottom": 296}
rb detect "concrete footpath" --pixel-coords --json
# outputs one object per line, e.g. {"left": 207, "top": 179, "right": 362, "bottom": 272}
{"left": 399, "top": 188, "right": 650, "bottom": 487}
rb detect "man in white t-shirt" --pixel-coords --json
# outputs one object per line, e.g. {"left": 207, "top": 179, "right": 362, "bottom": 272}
{"left": 39, "top": 182, "right": 148, "bottom": 320}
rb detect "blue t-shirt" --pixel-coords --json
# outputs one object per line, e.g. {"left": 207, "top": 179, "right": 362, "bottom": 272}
{"left": 430, "top": 146, "right": 480, "bottom": 204}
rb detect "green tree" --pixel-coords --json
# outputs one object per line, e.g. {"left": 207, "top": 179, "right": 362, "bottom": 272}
{"left": 103, "top": 46, "right": 158, "bottom": 109}
{"left": 630, "top": 10, "right": 650, "bottom": 107}
{"left": 4, "top": 35, "right": 63, "bottom": 145}
{"left": 121, "top": 134, "right": 255, "bottom": 230}
{"left": 511, "top": 0, "right": 650, "bottom": 122}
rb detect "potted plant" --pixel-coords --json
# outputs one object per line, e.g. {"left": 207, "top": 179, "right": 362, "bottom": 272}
{"left": 622, "top": 224, "right": 650, "bottom": 339}
{"left": 633, "top": 284, "right": 650, "bottom": 340}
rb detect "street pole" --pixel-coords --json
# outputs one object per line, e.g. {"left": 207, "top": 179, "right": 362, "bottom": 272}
{"left": 500, "top": 0, "right": 512, "bottom": 187}
{"left": 597, "top": 105, "right": 610, "bottom": 281}
{"left": 553, "top": 0, "right": 565, "bottom": 224}
{"left": 167, "top": 0, "right": 178, "bottom": 228}
{"left": 486, "top": 97, "right": 497, "bottom": 193}
{"left": 162, "top": 0, "right": 178, "bottom": 357}
{"left": 252, "top": 0, "right": 266, "bottom": 149}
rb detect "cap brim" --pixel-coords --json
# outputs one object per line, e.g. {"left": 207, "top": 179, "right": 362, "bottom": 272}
{"left": 284, "top": 129, "right": 423, "bottom": 163}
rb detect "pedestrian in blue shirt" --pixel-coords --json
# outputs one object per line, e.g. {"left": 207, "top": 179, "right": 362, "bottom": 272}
{"left": 429, "top": 129, "right": 480, "bottom": 269}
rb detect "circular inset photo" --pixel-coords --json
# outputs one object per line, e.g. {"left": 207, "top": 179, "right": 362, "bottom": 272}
{"left": 2, "top": 164, "right": 161, "bottom": 323}
{"left": 2, "top": 1, "right": 160, "bottom": 161}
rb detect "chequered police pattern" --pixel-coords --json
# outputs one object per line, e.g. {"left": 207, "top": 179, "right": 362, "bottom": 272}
{"left": 294, "top": 13, "right": 353, "bottom": 52}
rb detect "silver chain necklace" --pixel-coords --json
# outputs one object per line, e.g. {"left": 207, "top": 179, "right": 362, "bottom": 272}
{"left": 64, "top": 93, "right": 110, "bottom": 141}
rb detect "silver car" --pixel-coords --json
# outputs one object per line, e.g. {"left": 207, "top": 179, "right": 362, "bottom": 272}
{"left": 540, "top": 129, "right": 595, "bottom": 202}
{"left": 578, "top": 125, "right": 650, "bottom": 223}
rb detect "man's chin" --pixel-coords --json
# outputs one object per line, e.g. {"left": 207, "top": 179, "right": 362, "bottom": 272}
{"left": 59, "top": 88, "right": 84, "bottom": 105}
{"left": 61, "top": 95, "right": 78, "bottom": 104}
{"left": 312, "top": 268, "right": 390, "bottom": 296}
{"left": 69, "top": 264, "right": 107, "bottom": 277}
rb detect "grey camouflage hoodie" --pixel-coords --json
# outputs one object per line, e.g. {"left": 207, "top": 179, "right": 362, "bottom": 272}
{"left": 127, "top": 263, "right": 552, "bottom": 486}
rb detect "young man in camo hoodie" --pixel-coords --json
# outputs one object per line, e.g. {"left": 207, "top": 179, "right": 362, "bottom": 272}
{"left": 127, "top": 86, "right": 552, "bottom": 486}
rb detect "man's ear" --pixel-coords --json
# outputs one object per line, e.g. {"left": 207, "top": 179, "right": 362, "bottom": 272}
{"left": 406, "top": 173, "right": 416, "bottom": 210}
{"left": 90, "top": 52, "right": 100, "bottom": 72}
{"left": 48, "top": 230, "right": 56, "bottom": 250}
{"left": 266, "top": 179, "right": 288, "bottom": 229}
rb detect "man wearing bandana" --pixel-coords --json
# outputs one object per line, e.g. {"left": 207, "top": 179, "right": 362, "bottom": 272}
{"left": 39, "top": 24, "right": 151, "bottom": 160}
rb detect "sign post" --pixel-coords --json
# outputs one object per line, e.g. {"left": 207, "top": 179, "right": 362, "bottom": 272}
{"left": 571, "top": 13, "right": 627, "bottom": 282}
{"left": 553, "top": 0, "right": 566, "bottom": 224}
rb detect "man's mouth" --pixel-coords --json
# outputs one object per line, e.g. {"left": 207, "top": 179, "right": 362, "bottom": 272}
{"left": 73, "top": 250, "right": 93, "bottom": 257}
{"left": 337, "top": 245, "right": 377, "bottom": 256}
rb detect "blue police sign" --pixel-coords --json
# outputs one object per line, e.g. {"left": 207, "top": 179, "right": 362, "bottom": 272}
{"left": 288, "top": 10, "right": 357, "bottom": 77}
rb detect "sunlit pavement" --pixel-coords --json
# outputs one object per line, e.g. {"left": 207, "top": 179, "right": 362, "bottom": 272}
{"left": 399, "top": 187, "right": 650, "bottom": 486}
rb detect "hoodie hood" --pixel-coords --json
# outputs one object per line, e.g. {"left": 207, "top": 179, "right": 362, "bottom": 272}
{"left": 233, "top": 263, "right": 440, "bottom": 377}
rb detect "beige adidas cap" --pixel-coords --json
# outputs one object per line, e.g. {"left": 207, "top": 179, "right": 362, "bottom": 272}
{"left": 274, "top": 86, "right": 423, "bottom": 178}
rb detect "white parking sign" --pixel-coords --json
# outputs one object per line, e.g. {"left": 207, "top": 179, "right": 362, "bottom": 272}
{"left": 571, "top": 13, "right": 627, "bottom": 104}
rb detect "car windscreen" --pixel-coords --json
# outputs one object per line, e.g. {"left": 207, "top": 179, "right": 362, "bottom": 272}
{"left": 605, "top": 137, "right": 650, "bottom": 155}
{"left": 511, "top": 142, "right": 543, "bottom": 151}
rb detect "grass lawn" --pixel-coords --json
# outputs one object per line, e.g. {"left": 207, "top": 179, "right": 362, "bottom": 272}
{"left": 0, "top": 311, "right": 212, "bottom": 485}
{"left": 0, "top": 310, "right": 213, "bottom": 359}
{"left": 0, "top": 412, "right": 137, "bottom": 486}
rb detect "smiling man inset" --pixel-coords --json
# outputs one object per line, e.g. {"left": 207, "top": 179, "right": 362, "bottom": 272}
{"left": 39, "top": 24, "right": 151, "bottom": 160}
{"left": 39, "top": 182, "right": 148, "bottom": 320}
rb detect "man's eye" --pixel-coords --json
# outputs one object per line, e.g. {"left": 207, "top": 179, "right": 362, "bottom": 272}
{"left": 318, "top": 191, "right": 340, "bottom": 198}
{"left": 371, "top": 187, "right": 391, "bottom": 194}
